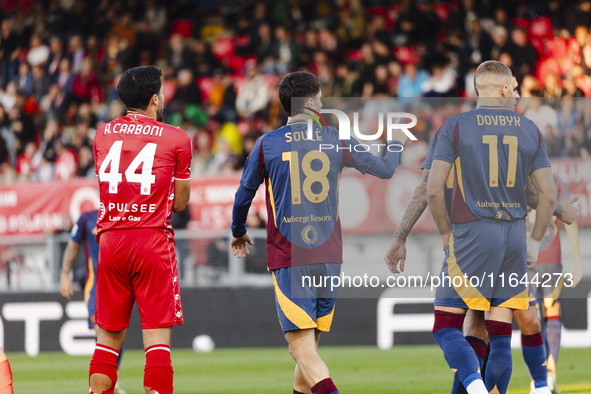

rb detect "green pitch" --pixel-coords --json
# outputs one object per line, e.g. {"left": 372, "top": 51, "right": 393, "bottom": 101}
{"left": 10, "top": 346, "right": 591, "bottom": 393}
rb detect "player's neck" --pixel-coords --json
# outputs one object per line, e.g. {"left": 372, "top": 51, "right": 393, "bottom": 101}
{"left": 287, "top": 114, "right": 309, "bottom": 124}
{"left": 477, "top": 96, "right": 508, "bottom": 109}
{"left": 127, "top": 107, "right": 157, "bottom": 120}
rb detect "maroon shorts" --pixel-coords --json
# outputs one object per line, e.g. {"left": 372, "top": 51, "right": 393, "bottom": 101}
{"left": 95, "top": 228, "right": 183, "bottom": 330}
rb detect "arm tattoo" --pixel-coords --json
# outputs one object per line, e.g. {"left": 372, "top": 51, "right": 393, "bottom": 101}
{"left": 526, "top": 175, "right": 562, "bottom": 219}
{"left": 525, "top": 176, "right": 538, "bottom": 209}
{"left": 394, "top": 169, "right": 430, "bottom": 241}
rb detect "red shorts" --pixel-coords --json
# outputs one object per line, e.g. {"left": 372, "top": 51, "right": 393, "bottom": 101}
{"left": 95, "top": 228, "right": 183, "bottom": 330}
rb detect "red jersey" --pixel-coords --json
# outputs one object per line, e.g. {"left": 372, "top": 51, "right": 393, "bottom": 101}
{"left": 93, "top": 113, "right": 192, "bottom": 239}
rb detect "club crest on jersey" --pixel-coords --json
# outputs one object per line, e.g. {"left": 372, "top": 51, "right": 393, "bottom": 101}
{"left": 301, "top": 225, "right": 318, "bottom": 245}
{"left": 98, "top": 203, "right": 106, "bottom": 221}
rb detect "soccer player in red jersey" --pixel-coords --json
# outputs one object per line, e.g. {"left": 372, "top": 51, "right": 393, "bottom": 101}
{"left": 90, "top": 65, "right": 191, "bottom": 394}
{"left": 0, "top": 348, "right": 13, "bottom": 393}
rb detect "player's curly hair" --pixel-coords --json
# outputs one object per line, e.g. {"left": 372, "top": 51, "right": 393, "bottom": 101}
{"left": 117, "top": 65, "right": 162, "bottom": 111}
{"left": 278, "top": 71, "right": 320, "bottom": 116}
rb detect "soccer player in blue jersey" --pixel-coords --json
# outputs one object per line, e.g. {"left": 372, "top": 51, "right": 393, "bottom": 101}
{"left": 60, "top": 210, "right": 126, "bottom": 394}
{"left": 386, "top": 72, "right": 579, "bottom": 394}
{"left": 426, "top": 60, "right": 556, "bottom": 394}
{"left": 231, "top": 71, "right": 409, "bottom": 394}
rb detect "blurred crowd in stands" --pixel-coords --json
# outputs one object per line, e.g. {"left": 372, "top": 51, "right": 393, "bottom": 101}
{"left": 0, "top": 0, "right": 590, "bottom": 182}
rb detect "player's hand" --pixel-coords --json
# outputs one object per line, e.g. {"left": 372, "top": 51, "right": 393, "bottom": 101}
{"left": 441, "top": 231, "right": 451, "bottom": 252}
{"left": 59, "top": 272, "right": 73, "bottom": 300}
{"left": 526, "top": 237, "right": 541, "bottom": 267}
{"left": 388, "top": 128, "right": 410, "bottom": 146}
{"left": 571, "top": 260, "right": 582, "bottom": 287}
{"left": 385, "top": 237, "right": 406, "bottom": 274}
{"left": 559, "top": 195, "right": 579, "bottom": 225}
{"left": 231, "top": 233, "right": 254, "bottom": 259}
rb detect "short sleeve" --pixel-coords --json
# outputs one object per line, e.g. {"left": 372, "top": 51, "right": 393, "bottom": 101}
{"left": 432, "top": 118, "right": 457, "bottom": 164}
{"left": 174, "top": 131, "right": 192, "bottom": 180}
{"left": 420, "top": 127, "right": 442, "bottom": 170}
{"left": 240, "top": 135, "right": 267, "bottom": 190}
{"left": 530, "top": 128, "right": 551, "bottom": 174}
{"left": 71, "top": 215, "right": 85, "bottom": 243}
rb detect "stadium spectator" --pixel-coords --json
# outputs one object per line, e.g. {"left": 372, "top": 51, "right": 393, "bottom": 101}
{"left": 507, "top": 27, "right": 538, "bottom": 80}
{"left": 68, "top": 35, "right": 86, "bottom": 75}
{"left": 236, "top": 64, "right": 269, "bottom": 118}
{"left": 15, "top": 141, "right": 35, "bottom": 181}
{"left": 0, "top": 0, "right": 588, "bottom": 182}
{"left": 170, "top": 68, "right": 202, "bottom": 112}
{"left": 0, "top": 20, "right": 20, "bottom": 88}
{"left": 26, "top": 33, "right": 49, "bottom": 68}
{"left": 46, "top": 37, "right": 66, "bottom": 79}
{"left": 71, "top": 59, "right": 100, "bottom": 104}
{"left": 166, "top": 33, "right": 193, "bottom": 72}
{"left": 398, "top": 63, "right": 429, "bottom": 98}
{"left": 31, "top": 65, "right": 51, "bottom": 100}
{"left": 53, "top": 139, "right": 77, "bottom": 181}
{"left": 14, "top": 63, "right": 33, "bottom": 97}
{"left": 266, "top": 25, "right": 298, "bottom": 74}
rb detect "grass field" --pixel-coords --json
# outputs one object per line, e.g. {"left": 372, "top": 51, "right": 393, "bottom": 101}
{"left": 10, "top": 345, "right": 591, "bottom": 393}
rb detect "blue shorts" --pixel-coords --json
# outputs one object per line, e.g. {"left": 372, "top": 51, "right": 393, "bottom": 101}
{"left": 435, "top": 219, "right": 528, "bottom": 311}
{"left": 84, "top": 258, "right": 97, "bottom": 329}
{"left": 272, "top": 263, "right": 340, "bottom": 334}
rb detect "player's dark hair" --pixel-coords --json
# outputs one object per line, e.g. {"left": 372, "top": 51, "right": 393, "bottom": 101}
{"left": 117, "top": 65, "right": 162, "bottom": 111}
{"left": 278, "top": 71, "right": 320, "bottom": 116}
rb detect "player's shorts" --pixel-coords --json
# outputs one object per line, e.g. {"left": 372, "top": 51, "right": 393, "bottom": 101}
{"left": 527, "top": 263, "right": 563, "bottom": 309}
{"left": 272, "top": 263, "right": 340, "bottom": 334}
{"left": 434, "top": 219, "right": 528, "bottom": 311}
{"left": 83, "top": 258, "right": 97, "bottom": 328}
{"left": 95, "top": 228, "right": 183, "bottom": 331}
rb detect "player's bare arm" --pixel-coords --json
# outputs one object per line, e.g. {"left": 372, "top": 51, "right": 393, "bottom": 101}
{"left": 231, "top": 233, "right": 254, "bottom": 259}
{"left": 526, "top": 176, "right": 579, "bottom": 224}
{"left": 385, "top": 169, "right": 429, "bottom": 274}
{"left": 528, "top": 167, "right": 557, "bottom": 264}
{"left": 388, "top": 128, "right": 411, "bottom": 146}
{"left": 60, "top": 240, "right": 79, "bottom": 300}
{"left": 427, "top": 160, "right": 453, "bottom": 251}
{"left": 173, "top": 179, "right": 190, "bottom": 213}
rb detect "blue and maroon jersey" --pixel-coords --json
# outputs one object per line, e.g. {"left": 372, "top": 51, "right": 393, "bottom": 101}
{"left": 71, "top": 210, "right": 99, "bottom": 302}
{"left": 432, "top": 106, "right": 551, "bottom": 223}
{"left": 526, "top": 175, "right": 569, "bottom": 264}
{"left": 421, "top": 128, "right": 453, "bottom": 215}
{"left": 232, "top": 121, "right": 401, "bottom": 270}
